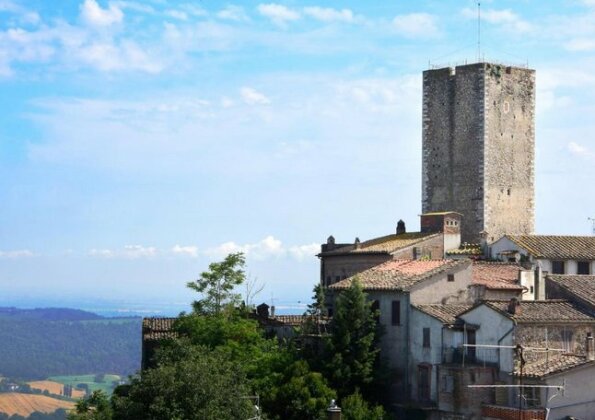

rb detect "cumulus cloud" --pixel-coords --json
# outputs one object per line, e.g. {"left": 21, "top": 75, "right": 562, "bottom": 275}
{"left": 392, "top": 13, "right": 440, "bottom": 38}
{"left": 240, "top": 87, "right": 271, "bottom": 105}
{"left": 89, "top": 245, "right": 157, "bottom": 258}
{"left": 257, "top": 3, "right": 300, "bottom": 26}
{"left": 568, "top": 141, "right": 595, "bottom": 160}
{"left": 565, "top": 38, "right": 595, "bottom": 51}
{"left": 165, "top": 9, "right": 188, "bottom": 21}
{"left": 217, "top": 5, "right": 248, "bottom": 22}
{"left": 204, "top": 236, "right": 317, "bottom": 261}
{"left": 0, "top": 249, "right": 35, "bottom": 258}
{"left": 77, "top": 40, "right": 163, "bottom": 73}
{"left": 288, "top": 243, "right": 319, "bottom": 261}
{"left": 171, "top": 244, "right": 199, "bottom": 257}
{"left": 80, "top": 0, "right": 124, "bottom": 27}
{"left": 303, "top": 7, "right": 353, "bottom": 23}
{"left": 462, "top": 8, "right": 532, "bottom": 33}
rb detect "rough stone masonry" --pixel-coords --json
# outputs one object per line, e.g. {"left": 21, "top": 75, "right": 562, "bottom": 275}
{"left": 422, "top": 62, "right": 535, "bottom": 243}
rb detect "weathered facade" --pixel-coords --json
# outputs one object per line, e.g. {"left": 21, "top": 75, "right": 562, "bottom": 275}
{"left": 422, "top": 63, "right": 535, "bottom": 243}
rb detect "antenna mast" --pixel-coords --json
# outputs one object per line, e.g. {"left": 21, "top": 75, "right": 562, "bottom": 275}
{"left": 477, "top": 2, "right": 481, "bottom": 62}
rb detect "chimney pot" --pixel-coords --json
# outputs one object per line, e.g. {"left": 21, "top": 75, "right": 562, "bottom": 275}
{"left": 507, "top": 298, "right": 521, "bottom": 315}
{"left": 354, "top": 237, "right": 361, "bottom": 249}
{"left": 397, "top": 220, "right": 406, "bottom": 235}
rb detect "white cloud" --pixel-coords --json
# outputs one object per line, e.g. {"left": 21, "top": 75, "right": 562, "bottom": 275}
{"left": 303, "top": 7, "right": 353, "bottom": 23}
{"left": 165, "top": 10, "right": 188, "bottom": 21}
{"left": 78, "top": 40, "right": 162, "bottom": 73}
{"left": 257, "top": 3, "right": 300, "bottom": 26}
{"left": 565, "top": 38, "right": 595, "bottom": 51}
{"left": 171, "top": 244, "right": 199, "bottom": 257}
{"left": 392, "top": 13, "right": 440, "bottom": 39}
{"left": 462, "top": 8, "right": 532, "bottom": 33}
{"left": 80, "top": 0, "right": 124, "bottom": 27}
{"left": 288, "top": 243, "right": 319, "bottom": 261}
{"left": 204, "top": 236, "right": 317, "bottom": 261}
{"left": 89, "top": 245, "right": 157, "bottom": 258}
{"left": 240, "top": 86, "right": 271, "bottom": 105}
{"left": 217, "top": 5, "right": 248, "bottom": 22}
{"left": 568, "top": 141, "right": 595, "bottom": 160}
{"left": 0, "top": 249, "right": 35, "bottom": 259}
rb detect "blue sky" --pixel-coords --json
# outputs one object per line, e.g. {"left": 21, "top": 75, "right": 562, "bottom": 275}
{"left": 1, "top": 0, "right": 595, "bottom": 314}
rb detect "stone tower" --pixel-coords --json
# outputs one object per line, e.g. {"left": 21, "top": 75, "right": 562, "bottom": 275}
{"left": 422, "top": 62, "right": 535, "bottom": 243}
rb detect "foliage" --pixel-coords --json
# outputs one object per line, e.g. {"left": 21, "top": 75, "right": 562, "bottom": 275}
{"left": 111, "top": 346, "right": 253, "bottom": 420}
{"left": 0, "top": 410, "right": 68, "bottom": 420}
{"left": 68, "top": 391, "right": 112, "bottom": 420}
{"left": 324, "top": 278, "right": 381, "bottom": 398}
{"left": 186, "top": 252, "right": 246, "bottom": 315}
{"left": 265, "top": 360, "right": 335, "bottom": 420}
{"left": 0, "top": 318, "right": 140, "bottom": 379}
{"left": 341, "top": 391, "right": 385, "bottom": 420}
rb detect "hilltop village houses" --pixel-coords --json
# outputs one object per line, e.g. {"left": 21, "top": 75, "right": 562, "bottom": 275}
{"left": 143, "top": 62, "right": 595, "bottom": 420}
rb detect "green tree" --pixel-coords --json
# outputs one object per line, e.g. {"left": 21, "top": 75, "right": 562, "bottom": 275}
{"left": 341, "top": 391, "right": 385, "bottom": 420}
{"left": 186, "top": 252, "right": 246, "bottom": 315}
{"left": 68, "top": 390, "right": 112, "bottom": 420}
{"left": 325, "top": 278, "right": 381, "bottom": 398}
{"left": 112, "top": 346, "right": 254, "bottom": 420}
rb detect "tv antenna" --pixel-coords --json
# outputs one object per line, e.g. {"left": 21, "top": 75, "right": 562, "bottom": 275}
{"left": 588, "top": 217, "right": 595, "bottom": 235}
{"left": 477, "top": 2, "right": 481, "bottom": 62}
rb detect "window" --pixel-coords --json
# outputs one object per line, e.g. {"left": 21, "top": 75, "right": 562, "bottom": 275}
{"left": 447, "top": 274, "right": 455, "bottom": 282}
{"left": 552, "top": 261, "right": 565, "bottom": 274}
{"left": 561, "top": 330, "right": 574, "bottom": 352}
{"left": 441, "top": 375, "right": 454, "bottom": 393}
{"left": 391, "top": 301, "right": 400, "bottom": 326}
{"left": 371, "top": 300, "right": 380, "bottom": 323}
{"left": 418, "top": 365, "right": 431, "bottom": 401}
{"left": 578, "top": 261, "right": 591, "bottom": 275}
{"left": 423, "top": 328, "right": 431, "bottom": 348}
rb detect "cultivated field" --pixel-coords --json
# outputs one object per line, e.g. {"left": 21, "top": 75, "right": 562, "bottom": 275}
{"left": 49, "top": 374, "right": 122, "bottom": 395}
{"left": 28, "top": 380, "right": 86, "bottom": 398}
{"left": 0, "top": 393, "right": 74, "bottom": 417}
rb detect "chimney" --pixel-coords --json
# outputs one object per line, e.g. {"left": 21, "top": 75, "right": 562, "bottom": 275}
{"left": 327, "top": 400, "right": 341, "bottom": 420}
{"left": 396, "top": 219, "right": 406, "bottom": 235}
{"left": 587, "top": 332, "right": 594, "bottom": 361}
{"left": 507, "top": 298, "right": 521, "bottom": 315}
{"left": 256, "top": 303, "right": 269, "bottom": 318}
{"left": 270, "top": 305, "right": 276, "bottom": 317}
{"left": 354, "top": 237, "right": 361, "bottom": 250}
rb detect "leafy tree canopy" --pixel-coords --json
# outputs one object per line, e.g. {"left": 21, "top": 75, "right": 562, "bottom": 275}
{"left": 186, "top": 252, "right": 246, "bottom": 315}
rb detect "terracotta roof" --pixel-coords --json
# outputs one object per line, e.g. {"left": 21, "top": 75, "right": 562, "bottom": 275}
{"left": 518, "top": 353, "right": 594, "bottom": 379}
{"left": 472, "top": 261, "right": 524, "bottom": 290}
{"left": 256, "top": 314, "right": 306, "bottom": 327}
{"left": 142, "top": 317, "right": 178, "bottom": 341}
{"left": 414, "top": 304, "right": 473, "bottom": 324}
{"left": 505, "top": 235, "right": 595, "bottom": 260}
{"left": 320, "top": 232, "right": 440, "bottom": 256}
{"left": 483, "top": 300, "right": 595, "bottom": 323}
{"left": 329, "top": 259, "right": 471, "bottom": 291}
{"left": 546, "top": 275, "right": 595, "bottom": 309}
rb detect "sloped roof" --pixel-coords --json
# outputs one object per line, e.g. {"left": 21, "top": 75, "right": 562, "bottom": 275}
{"left": 414, "top": 304, "right": 473, "bottom": 324}
{"left": 472, "top": 261, "right": 524, "bottom": 290}
{"left": 546, "top": 275, "right": 595, "bottom": 310}
{"left": 519, "top": 354, "right": 594, "bottom": 379}
{"left": 142, "top": 317, "right": 178, "bottom": 341}
{"left": 328, "top": 259, "right": 470, "bottom": 291}
{"left": 447, "top": 243, "right": 482, "bottom": 256}
{"left": 320, "top": 232, "right": 440, "bottom": 256}
{"left": 505, "top": 235, "right": 595, "bottom": 260}
{"left": 483, "top": 300, "right": 595, "bottom": 323}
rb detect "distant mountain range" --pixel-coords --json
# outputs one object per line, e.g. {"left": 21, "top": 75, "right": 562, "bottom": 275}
{"left": 0, "top": 307, "right": 141, "bottom": 380}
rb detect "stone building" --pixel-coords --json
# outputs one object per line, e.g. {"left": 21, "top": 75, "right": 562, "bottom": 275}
{"left": 422, "top": 63, "right": 535, "bottom": 243}
{"left": 327, "top": 258, "right": 473, "bottom": 403}
{"left": 318, "top": 213, "right": 462, "bottom": 287}
{"left": 490, "top": 234, "right": 595, "bottom": 276}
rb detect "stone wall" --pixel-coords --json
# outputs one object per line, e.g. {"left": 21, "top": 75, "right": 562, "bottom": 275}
{"left": 422, "top": 63, "right": 535, "bottom": 243}
{"left": 515, "top": 324, "right": 594, "bottom": 364}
